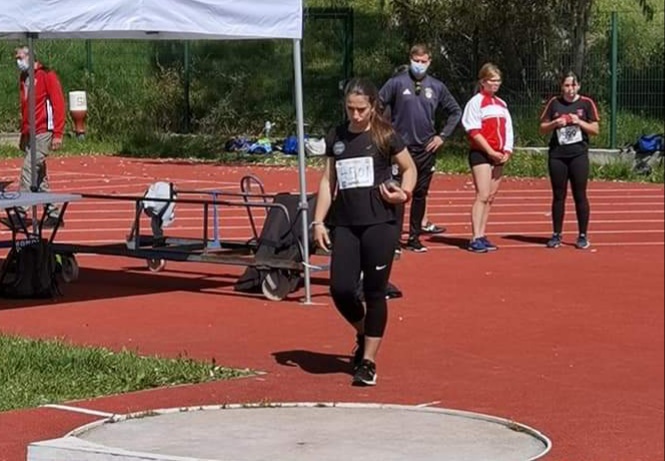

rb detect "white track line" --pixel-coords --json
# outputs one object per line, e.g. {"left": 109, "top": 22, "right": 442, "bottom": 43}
{"left": 426, "top": 188, "right": 663, "bottom": 194}
{"left": 56, "top": 203, "right": 662, "bottom": 215}
{"left": 2, "top": 239, "right": 658, "bottom": 250}
{"left": 54, "top": 197, "right": 665, "bottom": 206}
{"left": 416, "top": 401, "right": 443, "bottom": 408}
{"left": 53, "top": 169, "right": 242, "bottom": 185}
{"left": 3, "top": 229, "right": 660, "bottom": 239}
{"left": 424, "top": 202, "right": 663, "bottom": 209}
{"left": 47, "top": 178, "right": 238, "bottom": 187}
{"left": 59, "top": 209, "right": 663, "bottom": 219}
{"left": 24, "top": 218, "right": 661, "bottom": 227}
{"left": 426, "top": 241, "right": 665, "bottom": 250}
{"left": 438, "top": 229, "right": 664, "bottom": 236}
{"left": 425, "top": 210, "right": 663, "bottom": 217}
{"left": 41, "top": 404, "right": 114, "bottom": 418}
{"left": 56, "top": 168, "right": 213, "bottom": 179}
{"left": 54, "top": 189, "right": 663, "bottom": 200}
{"left": 426, "top": 195, "right": 664, "bottom": 201}
{"left": 62, "top": 183, "right": 242, "bottom": 192}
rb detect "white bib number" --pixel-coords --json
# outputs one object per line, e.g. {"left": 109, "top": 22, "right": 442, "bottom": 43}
{"left": 336, "top": 157, "right": 374, "bottom": 190}
{"left": 557, "top": 125, "right": 583, "bottom": 145}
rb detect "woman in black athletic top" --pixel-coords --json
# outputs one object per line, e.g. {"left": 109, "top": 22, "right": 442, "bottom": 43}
{"left": 312, "top": 78, "right": 416, "bottom": 387}
{"left": 539, "top": 71, "right": 600, "bottom": 249}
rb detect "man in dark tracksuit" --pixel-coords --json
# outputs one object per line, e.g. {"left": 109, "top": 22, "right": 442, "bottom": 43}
{"left": 379, "top": 44, "right": 461, "bottom": 252}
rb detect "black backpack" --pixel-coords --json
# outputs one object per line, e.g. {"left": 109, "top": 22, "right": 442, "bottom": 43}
{"left": 1, "top": 239, "right": 59, "bottom": 299}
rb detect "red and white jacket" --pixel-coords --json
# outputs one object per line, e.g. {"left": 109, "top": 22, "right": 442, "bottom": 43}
{"left": 19, "top": 64, "right": 66, "bottom": 139}
{"left": 462, "top": 90, "right": 514, "bottom": 154}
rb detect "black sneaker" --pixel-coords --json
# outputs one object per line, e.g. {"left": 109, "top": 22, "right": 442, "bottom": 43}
{"left": 546, "top": 233, "right": 562, "bottom": 249}
{"left": 405, "top": 238, "right": 428, "bottom": 253}
{"left": 352, "top": 334, "right": 365, "bottom": 371}
{"left": 352, "top": 359, "right": 377, "bottom": 386}
{"left": 575, "top": 234, "right": 591, "bottom": 250}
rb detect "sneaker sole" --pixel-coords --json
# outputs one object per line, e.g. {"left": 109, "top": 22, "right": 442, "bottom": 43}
{"left": 467, "top": 247, "right": 488, "bottom": 253}
{"left": 352, "top": 375, "right": 378, "bottom": 386}
{"left": 421, "top": 228, "right": 446, "bottom": 234}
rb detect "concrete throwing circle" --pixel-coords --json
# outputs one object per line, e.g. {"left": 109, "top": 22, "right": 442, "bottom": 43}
{"left": 61, "top": 403, "right": 551, "bottom": 461}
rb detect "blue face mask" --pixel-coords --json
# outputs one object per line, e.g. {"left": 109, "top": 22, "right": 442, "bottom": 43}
{"left": 16, "top": 58, "right": 29, "bottom": 72}
{"left": 410, "top": 60, "right": 429, "bottom": 78}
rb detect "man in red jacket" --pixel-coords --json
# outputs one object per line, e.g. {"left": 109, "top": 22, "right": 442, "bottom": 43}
{"left": 12, "top": 46, "right": 66, "bottom": 228}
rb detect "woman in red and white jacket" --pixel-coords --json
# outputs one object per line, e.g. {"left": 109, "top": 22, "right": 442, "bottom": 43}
{"left": 461, "top": 63, "right": 514, "bottom": 253}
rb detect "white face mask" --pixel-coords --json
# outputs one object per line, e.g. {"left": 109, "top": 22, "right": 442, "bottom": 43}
{"left": 409, "top": 60, "right": 430, "bottom": 78}
{"left": 16, "top": 58, "right": 30, "bottom": 72}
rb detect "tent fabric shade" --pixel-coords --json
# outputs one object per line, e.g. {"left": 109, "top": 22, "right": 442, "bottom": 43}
{"left": 0, "top": 0, "right": 313, "bottom": 302}
{"left": 0, "top": 0, "right": 303, "bottom": 40}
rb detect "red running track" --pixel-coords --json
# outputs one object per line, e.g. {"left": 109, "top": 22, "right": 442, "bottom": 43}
{"left": 0, "top": 155, "right": 663, "bottom": 461}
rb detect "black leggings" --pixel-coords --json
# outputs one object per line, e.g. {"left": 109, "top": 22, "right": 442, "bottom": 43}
{"left": 329, "top": 222, "right": 398, "bottom": 337}
{"left": 548, "top": 154, "right": 590, "bottom": 235}
{"left": 395, "top": 152, "right": 436, "bottom": 240}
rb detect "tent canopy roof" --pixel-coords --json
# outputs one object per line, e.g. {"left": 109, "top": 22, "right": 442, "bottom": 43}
{"left": 0, "top": 0, "right": 303, "bottom": 40}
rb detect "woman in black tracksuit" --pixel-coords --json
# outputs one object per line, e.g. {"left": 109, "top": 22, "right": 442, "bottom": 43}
{"left": 539, "top": 71, "right": 600, "bottom": 249}
{"left": 312, "top": 78, "right": 416, "bottom": 387}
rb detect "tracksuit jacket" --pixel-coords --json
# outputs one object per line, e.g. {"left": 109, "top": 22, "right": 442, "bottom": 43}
{"left": 462, "top": 90, "right": 514, "bottom": 154}
{"left": 19, "top": 64, "right": 66, "bottom": 139}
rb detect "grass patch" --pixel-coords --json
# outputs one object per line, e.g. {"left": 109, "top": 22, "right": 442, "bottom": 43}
{"left": 0, "top": 334, "right": 251, "bottom": 412}
{"left": 0, "top": 137, "right": 120, "bottom": 160}
{"left": 0, "top": 143, "right": 21, "bottom": 159}
{"left": 436, "top": 147, "right": 664, "bottom": 184}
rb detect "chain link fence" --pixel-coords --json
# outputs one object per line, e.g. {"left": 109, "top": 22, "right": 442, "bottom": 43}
{"left": 0, "top": 9, "right": 662, "bottom": 148}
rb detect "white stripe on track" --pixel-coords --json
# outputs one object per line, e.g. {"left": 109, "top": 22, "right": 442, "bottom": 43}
{"left": 3, "top": 229, "right": 660, "bottom": 239}
{"left": 41, "top": 404, "right": 114, "bottom": 418}
{"left": 53, "top": 197, "right": 665, "bottom": 206}
{"left": 424, "top": 203, "right": 665, "bottom": 209}
{"left": 53, "top": 169, "right": 241, "bottom": 185}
{"left": 426, "top": 188, "right": 663, "bottom": 194}
{"left": 22, "top": 218, "right": 660, "bottom": 228}
{"left": 3, "top": 239, "right": 659, "bottom": 250}
{"left": 426, "top": 241, "right": 665, "bottom": 250}
{"left": 425, "top": 195, "right": 664, "bottom": 201}
{"left": 59, "top": 209, "right": 663, "bottom": 219}
{"left": 432, "top": 229, "right": 663, "bottom": 237}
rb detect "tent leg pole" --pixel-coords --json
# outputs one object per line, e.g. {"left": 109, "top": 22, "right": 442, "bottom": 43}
{"left": 27, "top": 34, "right": 38, "bottom": 228}
{"left": 293, "top": 39, "right": 312, "bottom": 305}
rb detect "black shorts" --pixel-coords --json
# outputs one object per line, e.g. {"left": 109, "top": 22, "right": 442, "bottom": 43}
{"left": 468, "top": 150, "right": 492, "bottom": 167}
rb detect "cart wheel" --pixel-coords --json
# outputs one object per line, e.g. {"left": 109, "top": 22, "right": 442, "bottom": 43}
{"left": 147, "top": 258, "right": 166, "bottom": 273}
{"left": 261, "top": 270, "right": 291, "bottom": 301}
{"left": 60, "top": 255, "right": 79, "bottom": 283}
{"left": 289, "top": 272, "right": 302, "bottom": 292}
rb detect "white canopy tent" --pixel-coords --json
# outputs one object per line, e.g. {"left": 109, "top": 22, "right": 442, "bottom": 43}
{"left": 0, "top": 0, "right": 314, "bottom": 303}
